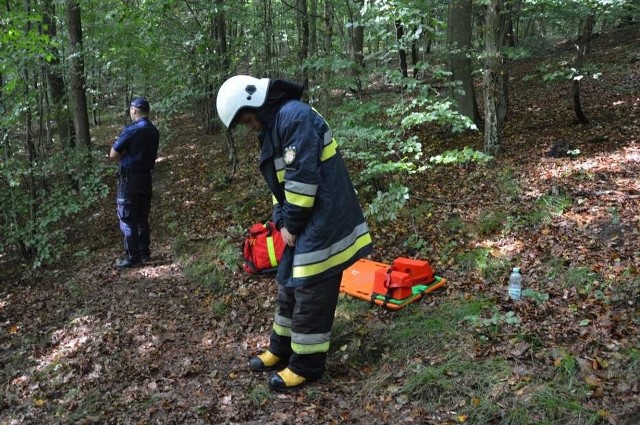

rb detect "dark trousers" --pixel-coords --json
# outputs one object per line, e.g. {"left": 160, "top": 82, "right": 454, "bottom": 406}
{"left": 117, "top": 175, "right": 152, "bottom": 262}
{"left": 268, "top": 274, "right": 342, "bottom": 380}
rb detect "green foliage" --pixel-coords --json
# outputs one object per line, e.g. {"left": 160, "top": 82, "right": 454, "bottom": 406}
{"left": 403, "top": 233, "right": 429, "bottom": 256}
{"left": 0, "top": 149, "right": 110, "bottom": 267}
{"left": 456, "top": 248, "right": 492, "bottom": 273}
{"left": 400, "top": 101, "right": 478, "bottom": 134}
{"left": 502, "top": 46, "right": 532, "bottom": 61}
{"left": 531, "top": 385, "right": 600, "bottom": 424}
{"left": 521, "top": 288, "right": 550, "bottom": 303}
{"left": 182, "top": 257, "right": 226, "bottom": 292}
{"left": 429, "top": 146, "right": 494, "bottom": 166}
{"left": 542, "top": 257, "right": 608, "bottom": 300}
{"left": 464, "top": 307, "right": 521, "bottom": 341}
{"left": 365, "top": 182, "right": 409, "bottom": 223}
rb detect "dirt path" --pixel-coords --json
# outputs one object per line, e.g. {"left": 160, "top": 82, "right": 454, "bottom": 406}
{"left": 2, "top": 25, "right": 640, "bottom": 424}
{"left": 0, "top": 116, "right": 390, "bottom": 424}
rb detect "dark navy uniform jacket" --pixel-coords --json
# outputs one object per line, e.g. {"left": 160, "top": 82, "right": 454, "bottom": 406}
{"left": 113, "top": 117, "right": 159, "bottom": 194}
{"left": 258, "top": 100, "right": 373, "bottom": 287}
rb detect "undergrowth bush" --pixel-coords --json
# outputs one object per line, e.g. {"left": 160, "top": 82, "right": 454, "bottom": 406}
{"left": 0, "top": 149, "right": 110, "bottom": 267}
{"left": 332, "top": 73, "right": 489, "bottom": 224}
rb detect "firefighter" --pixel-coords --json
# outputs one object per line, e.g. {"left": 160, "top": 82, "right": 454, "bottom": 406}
{"left": 216, "top": 75, "right": 373, "bottom": 392}
{"left": 109, "top": 97, "right": 160, "bottom": 268}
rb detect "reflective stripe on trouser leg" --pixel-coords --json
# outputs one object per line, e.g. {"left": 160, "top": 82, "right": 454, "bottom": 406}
{"left": 268, "top": 274, "right": 342, "bottom": 379}
{"left": 269, "top": 286, "right": 294, "bottom": 361}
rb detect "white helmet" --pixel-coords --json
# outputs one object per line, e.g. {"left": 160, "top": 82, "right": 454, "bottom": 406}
{"left": 216, "top": 75, "right": 270, "bottom": 128}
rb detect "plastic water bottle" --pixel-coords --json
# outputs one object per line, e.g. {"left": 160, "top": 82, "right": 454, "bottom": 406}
{"left": 508, "top": 267, "right": 522, "bottom": 301}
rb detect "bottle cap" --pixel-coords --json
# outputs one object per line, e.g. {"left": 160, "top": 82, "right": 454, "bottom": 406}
{"left": 513, "top": 267, "right": 520, "bottom": 273}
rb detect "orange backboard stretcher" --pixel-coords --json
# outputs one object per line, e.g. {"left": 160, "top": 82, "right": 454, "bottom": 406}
{"left": 340, "top": 258, "right": 446, "bottom": 310}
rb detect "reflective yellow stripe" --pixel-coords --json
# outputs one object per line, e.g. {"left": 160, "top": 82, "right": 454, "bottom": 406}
{"left": 272, "top": 195, "right": 279, "bottom": 205}
{"left": 266, "top": 235, "right": 278, "bottom": 267}
{"left": 291, "top": 340, "right": 330, "bottom": 355}
{"left": 292, "top": 232, "right": 372, "bottom": 278}
{"left": 276, "top": 169, "right": 285, "bottom": 183}
{"left": 273, "top": 322, "right": 291, "bottom": 337}
{"left": 321, "top": 138, "right": 338, "bottom": 162}
{"left": 285, "top": 191, "right": 315, "bottom": 208}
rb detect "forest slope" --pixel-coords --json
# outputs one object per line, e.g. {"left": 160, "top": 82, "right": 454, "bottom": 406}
{"left": 0, "top": 25, "right": 639, "bottom": 425}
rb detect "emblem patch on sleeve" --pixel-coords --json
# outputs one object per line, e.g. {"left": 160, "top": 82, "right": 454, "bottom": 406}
{"left": 284, "top": 146, "right": 297, "bottom": 165}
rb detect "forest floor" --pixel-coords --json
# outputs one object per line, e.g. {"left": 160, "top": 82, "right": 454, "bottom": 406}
{"left": 1, "top": 25, "right": 640, "bottom": 425}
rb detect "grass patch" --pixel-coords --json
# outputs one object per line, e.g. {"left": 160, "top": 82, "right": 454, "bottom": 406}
{"left": 478, "top": 210, "right": 507, "bottom": 235}
{"left": 497, "top": 170, "right": 522, "bottom": 199}
{"left": 402, "top": 233, "right": 430, "bottom": 256}
{"left": 384, "top": 299, "right": 487, "bottom": 355}
{"left": 247, "top": 385, "right": 271, "bottom": 407}
{"left": 522, "top": 193, "right": 573, "bottom": 227}
{"left": 612, "top": 266, "right": 640, "bottom": 302}
{"left": 182, "top": 258, "right": 228, "bottom": 292}
{"left": 564, "top": 266, "right": 604, "bottom": 297}
{"left": 456, "top": 248, "right": 509, "bottom": 284}
{"left": 530, "top": 384, "right": 601, "bottom": 424}
{"left": 443, "top": 214, "right": 466, "bottom": 233}
{"left": 542, "top": 257, "right": 607, "bottom": 299}
{"left": 351, "top": 296, "right": 607, "bottom": 424}
{"left": 402, "top": 353, "right": 511, "bottom": 404}
{"left": 173, "top": 227, "right": 244, "bottom": 293}
{"left": 619, "top": 347, "right": 640, "bottom": 380}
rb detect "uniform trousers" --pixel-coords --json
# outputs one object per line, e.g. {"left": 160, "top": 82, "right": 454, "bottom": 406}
{"left": 116, "top": 172, "right": 152, "bottom": 262}
{"left": 268, "top": 273, "right": 342, "bottom": 379}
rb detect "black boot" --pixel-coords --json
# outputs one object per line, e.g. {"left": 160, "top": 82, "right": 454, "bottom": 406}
{"left": 114, "top": 257, "right": 142, "bottom": 269}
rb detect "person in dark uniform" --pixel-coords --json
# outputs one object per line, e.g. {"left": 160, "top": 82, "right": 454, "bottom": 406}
{"left": 109, "top": 97, "right": 160, "bottom": 268}
{"left": 216, "top": 76, "right": 373, "bottom": 392}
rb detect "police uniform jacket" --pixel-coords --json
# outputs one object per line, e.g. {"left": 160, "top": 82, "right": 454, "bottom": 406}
{"left": 258, "top": 100, "right": 373, "bottom": 287}
{"left": 112, "top": 117, "right": 160, "bottom": 195}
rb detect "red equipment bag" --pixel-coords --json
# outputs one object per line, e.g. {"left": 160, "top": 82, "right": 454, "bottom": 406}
{"left": 242, "top": 221, "right": 286, "bottom": 274}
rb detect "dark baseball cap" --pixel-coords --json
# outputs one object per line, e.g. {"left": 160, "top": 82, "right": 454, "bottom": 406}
{"left": 130, "top": 97, "right": 150, "bottom": 111}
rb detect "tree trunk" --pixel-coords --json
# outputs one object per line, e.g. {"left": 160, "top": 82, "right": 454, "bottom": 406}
{"left": 396, "top": 21, "right": 409, "bottom": 78}
{"left": 497, "top": 3, "right": 510, "bottom": 125}
{"left": 348, "top": 0, "right": 364, "bottom": 93}
{"left": 504, "top": 0, "right": 516, "bottom": 47}
{"left": 42, "top": 0, "right": 74, "bottom": 148}
{"left": 350, "top": 0, "right": 364, "bottom": 68}
{"left": 296, "top": 0, "right": 309, "bottom": 89}
{"left": 448, "top": 0, "right": 481, "bottom": 127}
{"left": 65, "top": 0, "right": 91, "bottom": 150}
{"left": 212, "top": 0, "right": 230, "bottom": 149}
{"left": 573, "top": 12, "right": 595, "bottom": 125}
{"left": 411, "top": 25, "right": 419, "bottom": 79}
{"left": 321, "top": 0, "right": 333, "bottom": 111}
{"left": 263, "top": 0, "right": 273, "bottom": 72}
{"left": 483, "top": 0, "right": 502, "bottom": 155}
{"left": 309, "top": 0, "right": 318, "bottom": 56}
